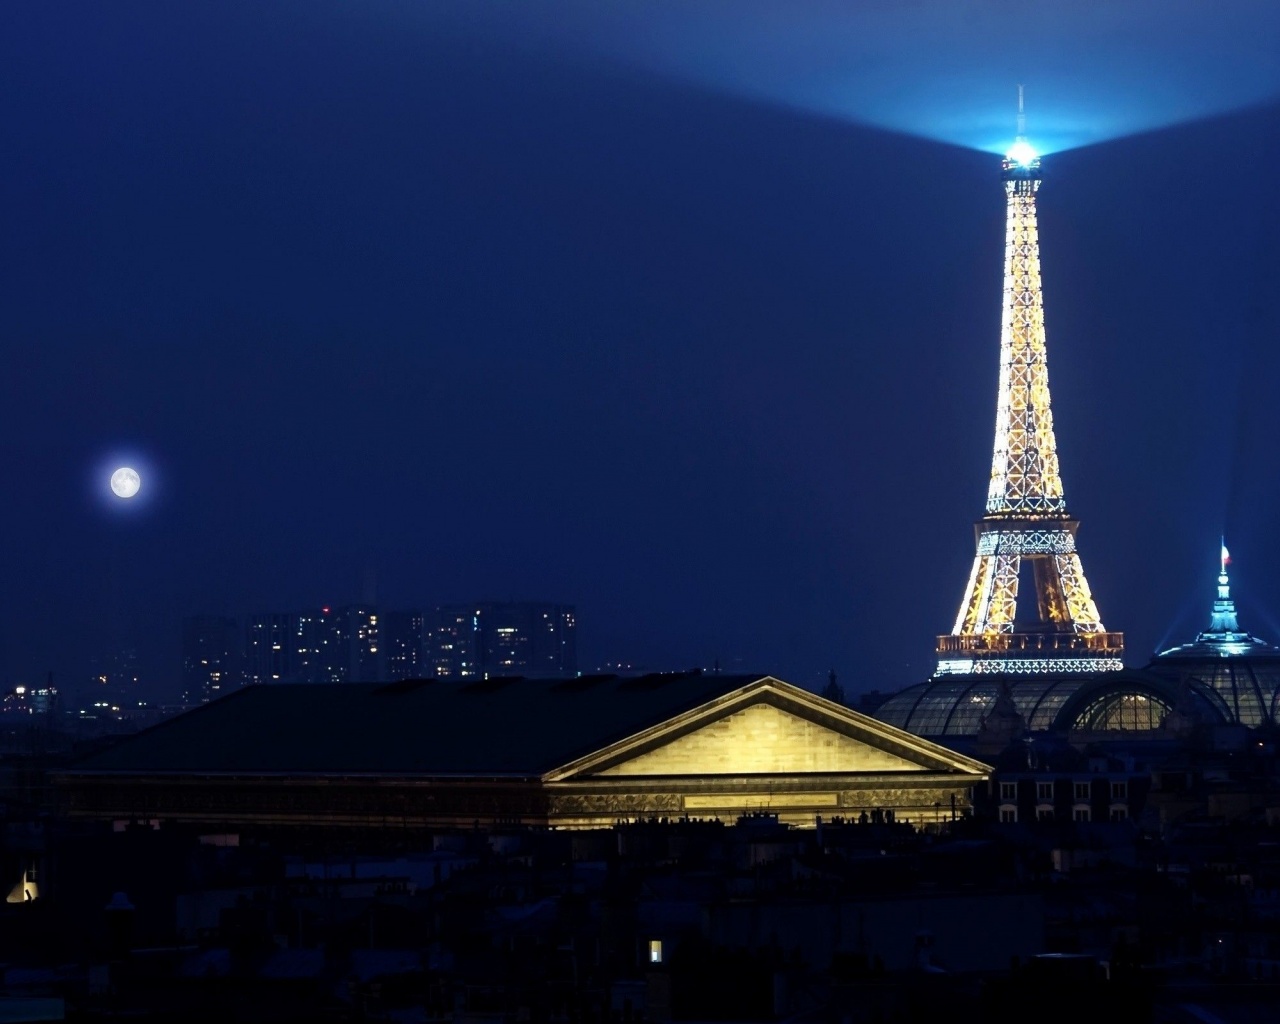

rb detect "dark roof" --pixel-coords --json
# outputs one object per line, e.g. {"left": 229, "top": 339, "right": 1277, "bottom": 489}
{"left": 67, "top": 673, "right": 768, "bottom": 777}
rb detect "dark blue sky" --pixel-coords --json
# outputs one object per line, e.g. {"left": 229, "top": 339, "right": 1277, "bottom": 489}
{"left": 1, "top": 3, "right": 1279, "bottom": 699}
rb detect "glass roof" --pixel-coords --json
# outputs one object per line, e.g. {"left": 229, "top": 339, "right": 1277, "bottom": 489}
{"left": 873, "top": 670, "right": 1231, "bottom": 737}
{"left": 1147, "top": 656, "right": 1280, "bottom": 727}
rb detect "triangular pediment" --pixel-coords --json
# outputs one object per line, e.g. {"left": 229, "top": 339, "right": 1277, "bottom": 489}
{"left": 545, "top": 676, "right": 990, "bottom": 782}
{"left": 596, "top": 703, "right": 921, "bottom": 775}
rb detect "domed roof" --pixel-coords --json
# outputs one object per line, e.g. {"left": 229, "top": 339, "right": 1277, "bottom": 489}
{"left": 1147, "top": 547, "right": 1280, "bottom": 726}
{"left": 873, "top": 669, "right": 1228, "bottom": 739}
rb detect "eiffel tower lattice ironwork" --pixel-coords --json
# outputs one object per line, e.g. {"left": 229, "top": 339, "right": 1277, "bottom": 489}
{"left": 936, "top": 97, "right": 1124, "bottom": 676}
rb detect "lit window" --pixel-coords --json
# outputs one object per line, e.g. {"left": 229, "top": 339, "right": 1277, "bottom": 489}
{"left": 649, "top": 940, "right": 662, "bottom": 964}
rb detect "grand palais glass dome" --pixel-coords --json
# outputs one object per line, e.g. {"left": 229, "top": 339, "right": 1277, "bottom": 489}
{"left": 873, "top": 670, "right": 1228, "bottom": 739}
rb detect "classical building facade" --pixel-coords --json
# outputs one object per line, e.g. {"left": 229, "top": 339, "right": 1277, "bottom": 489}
{"left": 57, "top": 674, "right": 989, "bottom": 830}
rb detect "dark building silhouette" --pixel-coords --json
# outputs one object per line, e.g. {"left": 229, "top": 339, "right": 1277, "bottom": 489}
{"left": 427, "top": 602, "right": 576, "bottom": 679}
{"left": 299, "top": 606, "right": 355, "bottom": 683}
{"left": 293, "top": 607, "right": 340, "bottom": 683}
{"left": 87, "top": 647, "right": 141, "bottom": 710}
{"left": 243, "top": 612, "right": 299, "bottom": 685}
{"left": 242, "top": 606, "right": 421, "bottom": 684}
{"left": 344, "top": 606, "right": 381, "bottom": 682}
{"left": 180, "top": 614, "right": 240, "bottom": 704}
{"left": 380, "top": 609, "right": 424, "bottom": 681}
{"left": 296, "top": 606, "right": 391, "bottom": 683}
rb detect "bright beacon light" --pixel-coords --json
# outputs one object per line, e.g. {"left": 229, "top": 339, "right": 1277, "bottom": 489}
{"left": 1005, "top": 139, "right": 1038, "bottom": 167}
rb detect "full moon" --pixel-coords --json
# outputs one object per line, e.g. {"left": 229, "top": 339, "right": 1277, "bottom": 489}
{"left": 110, "top": 466, "right": 141, "bottom": 499}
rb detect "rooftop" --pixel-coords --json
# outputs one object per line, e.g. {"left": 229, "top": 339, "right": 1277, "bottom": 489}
{"left": 67, "top": 672, "right": 770, "bottom": 777}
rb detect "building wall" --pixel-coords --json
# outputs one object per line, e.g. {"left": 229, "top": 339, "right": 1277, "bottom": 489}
{"left": 59, "top": 771, "right": 978, "bottom": 832}
{"left": 985, "top": 771, "right": 1149, "bottom": 824}
{"left": 547, "top": 777, "right": 975, "bottom": 829}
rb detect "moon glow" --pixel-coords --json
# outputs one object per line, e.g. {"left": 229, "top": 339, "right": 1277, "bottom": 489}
{"left": 110, "top": 467, "right": 141, "bottom": 499}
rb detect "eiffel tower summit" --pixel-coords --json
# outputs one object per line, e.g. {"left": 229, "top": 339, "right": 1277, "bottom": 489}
{"left": 935, "top": 92, "right": 1124, "bottom": 677}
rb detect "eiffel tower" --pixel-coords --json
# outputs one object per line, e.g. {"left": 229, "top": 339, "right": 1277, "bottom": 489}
{"left": 936, "top": 94, "right": 1124, "bottom": 676}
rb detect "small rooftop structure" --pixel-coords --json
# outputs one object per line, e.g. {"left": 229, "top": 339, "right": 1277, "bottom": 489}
{"left": 1148, "top": 545, "right": 1280, "bottom": 726}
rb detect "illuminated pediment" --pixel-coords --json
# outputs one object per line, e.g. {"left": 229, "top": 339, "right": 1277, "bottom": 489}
{"left": 545, "top": 677, "right": 989, "bottom": 782}
{"left": 596, "top": 703, "right": 920, "bottom": 776}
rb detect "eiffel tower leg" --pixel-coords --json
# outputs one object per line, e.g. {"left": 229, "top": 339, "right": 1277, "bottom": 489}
{"left": 954, "top": 551, "right": 1022, "bottom": 636}
{"left": 1030, "top": 556, "right": 1071, "bottom": 625}
{"left": 986, "top": 554, "right": 1020, "bottom": 633}
{"left": 1053, "top": 553, "right": 1104, "bottom": 631}
{"left": 953, "top": 555, "right": 992, "bottom": 635}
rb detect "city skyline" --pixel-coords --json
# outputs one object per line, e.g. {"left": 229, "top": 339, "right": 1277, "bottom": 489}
{"left": 1, "top": 5, "right": 1278, "bottom": 699}
{"left": 5, "top": 8, "right": 1280, "bottom": 1018}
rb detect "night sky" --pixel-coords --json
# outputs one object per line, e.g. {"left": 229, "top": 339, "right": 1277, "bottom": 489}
{"left": 2, "top": 3, "right": 1279, "bottom": 701}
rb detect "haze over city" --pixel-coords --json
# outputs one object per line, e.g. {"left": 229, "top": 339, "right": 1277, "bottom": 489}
{"left": 2, "top": 2, "right": 1279, "bottom": 702}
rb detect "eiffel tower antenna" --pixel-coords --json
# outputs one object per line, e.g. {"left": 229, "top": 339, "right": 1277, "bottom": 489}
{"left": 935, "top": 97, "right": 1124, "bottom": 676}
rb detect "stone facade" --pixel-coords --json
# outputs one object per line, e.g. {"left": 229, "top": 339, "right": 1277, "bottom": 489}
{"left": 58, "top": 677, "right": 990, "bottom": 831}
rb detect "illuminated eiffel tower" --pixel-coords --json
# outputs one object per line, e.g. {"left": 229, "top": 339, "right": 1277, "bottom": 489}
{"left": 935, "top": 94, "right": 1124, "bottom": 676}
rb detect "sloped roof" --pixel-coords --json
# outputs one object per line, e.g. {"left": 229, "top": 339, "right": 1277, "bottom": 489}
{"left": 66, "top": 673, "right": 774, "bottom": 777}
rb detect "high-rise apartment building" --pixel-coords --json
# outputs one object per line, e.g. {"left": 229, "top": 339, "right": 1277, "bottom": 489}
{"left": 240, "top": 606, "right": 415, "bottom": 684}
{"left": 207, "top": 604, "right": 469, "bottom": 687}
{"left": 294, "top": 607, "right": 345, "bottom": 683}
{"left": 243, "top": 613, "right": 300, "bottom": 685}
{"left": 295, "top": 606, "right": 383, "bottom": 682}
{"left": 380, "top": 609, "right": 424, "bottom": 681}
{"left": 346, "top": 606, "right": 381, "bottom": 682}
{"left": 427, "top": 603, "right": 576, "bottom": 680}
{"left": 181, "top": 614, "right": 241, "bottom": 704}
{"left": 89, "top": 647, "right": 142, "bottom": 707}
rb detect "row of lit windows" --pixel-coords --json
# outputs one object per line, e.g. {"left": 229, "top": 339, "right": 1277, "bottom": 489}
{"left": 1000, "top": 780, "right": 1127, "bottom": 801}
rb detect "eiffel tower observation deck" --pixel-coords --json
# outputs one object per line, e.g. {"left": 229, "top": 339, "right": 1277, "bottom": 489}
{"left": 936, "top": 97, "right": 1124, "bottom": 676}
